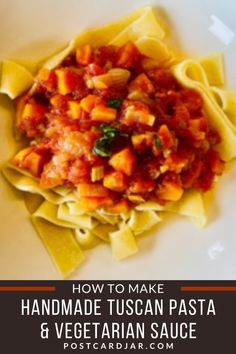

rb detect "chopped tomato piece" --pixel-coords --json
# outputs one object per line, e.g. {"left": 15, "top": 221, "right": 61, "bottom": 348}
{"left": 67, "top": 160, "right": 89, "bottom": 185}
{"left": 106, "top": 199, "right": 131, "bottom": 213}
{"left": 55, "top": 68, "right": 81, "bottom": 95}
{"left": 194, "top": 171, "right": 215, "bottom": 192}
{"left": 129, "top": 178, "right": 155, "bottom": 194}
{"left": 50, "top": 95, "right": 68, "bottom": 111}
{"left": 207, "top": 150, "right": 224, "bottom": 175}
{"left": 147, "top": 68, "right": 179, "bottom": 90}
{"left": 180, "top": 89, "right": 203, "bottom": 113}
{"left": 87, "top": 63, "right": 104, "bottom": 77}
{"left": 109, "top": 148, "right": 135, "bottom": 176}
{"left": 91, "top": 105, "right": 117, "bottom": 122}
{"left": 173, "top": 104, "right": 190, "bottom": 125}
{"left": 181, "top": 160, "right": 204, "bottom": 188}
{"left": 76, "top": 45, "right": 93, "bottom": 66}
{"left": 80, "top": 95, "right": 103, "bottom": 113}
{"left": 208, "top": 129, "right": 221, "bottom": 145}
{"left": 77, "top": 183, "right": 109, "bottom": 198}
{"left": 103, "top": 171, "right": 128, "bottom": 192}
{"left": 157, "top": 125, "right": 174, "bottom": 149}
{"left": 129, "top": 73, "right": 155, "bottom": 95}
{"left": 116, "top": 41, "right": 140, "bottom": 68}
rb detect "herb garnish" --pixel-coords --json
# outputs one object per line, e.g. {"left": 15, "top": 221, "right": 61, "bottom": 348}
{"left": 107, "top": 98, "right": 123, "bottom": 110}
{"left": 153, "top": 135, "right": 162, "bottom": 149}
{"left": 92, "top": 124, "right": 121, "bottom": 157}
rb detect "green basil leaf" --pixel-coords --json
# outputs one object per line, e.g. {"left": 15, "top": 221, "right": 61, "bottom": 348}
{"left": 92, "top": 137, "right": 112, "bottom": 157}
{"left": 100, "top": 124, "right": 120, "bottom": 139}
{"left": 107, "top": 98, "right": 123, "bottom": 110}
{"left": 153, "top": 135, "right": 162, "bottom": 149}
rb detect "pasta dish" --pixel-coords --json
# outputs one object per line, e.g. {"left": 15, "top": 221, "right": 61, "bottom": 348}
{"left": 1, "top": 7, "right": 236, "bottom": 277}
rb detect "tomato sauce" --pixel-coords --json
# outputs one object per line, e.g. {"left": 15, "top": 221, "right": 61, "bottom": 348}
{"left": 13, "top": 41, "right": 224, "bottom": 212}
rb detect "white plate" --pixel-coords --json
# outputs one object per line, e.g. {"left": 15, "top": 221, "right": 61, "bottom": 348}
{"left": 0, "top": 0, "right": 236, "bottom": 280}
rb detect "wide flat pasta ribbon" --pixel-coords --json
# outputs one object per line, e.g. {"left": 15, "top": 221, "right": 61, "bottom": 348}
{"left": 173, "top": 59, "right": 236, "bottom": 161}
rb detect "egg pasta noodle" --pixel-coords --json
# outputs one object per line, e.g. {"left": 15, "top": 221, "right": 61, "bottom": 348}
{"left": 1, "top": 7, "right": 236, "bottom": 277}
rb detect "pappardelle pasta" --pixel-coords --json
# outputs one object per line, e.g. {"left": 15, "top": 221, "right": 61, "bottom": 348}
{"left": 1, "top": 7, "right": 236, "bottom": 277}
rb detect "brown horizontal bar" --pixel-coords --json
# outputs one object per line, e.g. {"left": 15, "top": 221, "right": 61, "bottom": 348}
{"left": 0, "top": 286, "right": 56, "bottom": 292}
{"left": 181, "top": 286, "right": 236, "bottom": 292}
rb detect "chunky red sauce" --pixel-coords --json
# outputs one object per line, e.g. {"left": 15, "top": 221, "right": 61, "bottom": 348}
{"left": 13, "top": 41, "right": 224, "bottom": 212}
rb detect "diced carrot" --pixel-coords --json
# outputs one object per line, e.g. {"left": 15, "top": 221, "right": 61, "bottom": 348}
{"left": 91, "top": 105, "right": 117, "bottom": 122}
{"left": 55, "top": 68, "right": 78, "bottom": 95}
{"left": 80, "top": 95, "right": 103, "bottom": 113}
{"left": 23, "top": 151, "right": 45, "bottom": 177}
{"left": 103, "top": 171, "right": 128, "bottom": 192}
{"left": 12, "top": 147, "right": 34, "bottom": 166}
{"left": 188, "top": 118, "right": 208, "bottom": 132}
{"left": 156, "top": 181, "right": 183, "bottom": 202}
{"left": 76, "top": 45, "right": 93, "bottom": 66}
{"left": 12, "top": 148, "right": 44, "bottom": 177}
{"left": 157, "top": 125, "right": 174, "bottom": 149}
{"left": 77, "top": 183, "right": 109, "bottom": 198}
{"left": 21, "top": 103, "right": 47, "bottom": 122}
{"left": 109, "top": 148, "right": 135, "bottom": 176}
{"left": 68, "top": 101, "right": 82, "bottom": 119}
{"left": 77, "top": 197, "right": 113, "bottom": 211}
{"left": 106, "top": 199, "right": 131, "bottom": 213}
{"left": 36, "top": 68, "right": 57, "bottom": 92}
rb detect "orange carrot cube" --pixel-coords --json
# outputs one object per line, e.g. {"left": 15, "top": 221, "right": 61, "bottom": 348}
{"left": 109, "top": 148, "right": 135, "bottom": 176}
{"left": 77, "top": 183, "right": 109, "bottom": 198}
{"left": 77, "top": 197, "right": 113, "bottom": 212}
{"left": 80, "top": 95, "right": 103, "bottom": 113}
{"left": 103, "top": 171, "right": 128, "bottom": 192}
{"left": 91, "top": 105, "right": 117, "bottom": 122}
{"left": 156, "top": 181, "right": 183, "bottom": 202}
{"left": 22, "top": 103, "right": 47, "bottom": 120}
{"left": 55, "top": 68, "right": 78, "bottom": 95}
{"left": 106, "top": 199, "right": 131, "bottom": 214}
{"left": 12, "top": 147, "right": 33, "bottom": 166}
{"left": 68, "top": 101, "right": 82, "bottom": 119}
{"left": 76, "top": 45, "right": 93, "bottom": 66}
